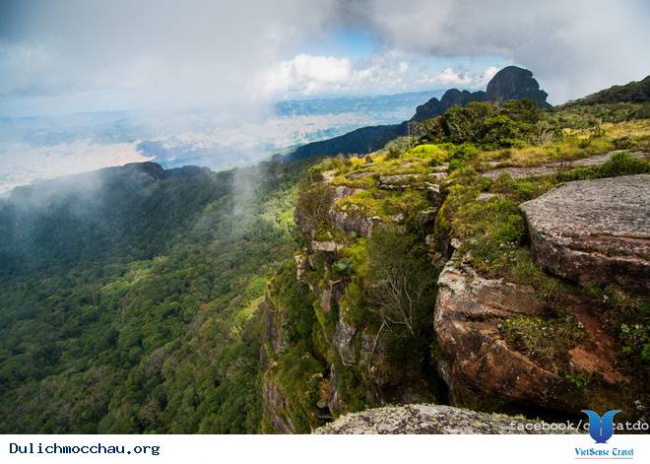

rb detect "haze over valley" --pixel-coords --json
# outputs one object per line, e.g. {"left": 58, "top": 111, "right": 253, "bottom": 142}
{"left": 0, "top": 92, "right": 443, "bottom": 194}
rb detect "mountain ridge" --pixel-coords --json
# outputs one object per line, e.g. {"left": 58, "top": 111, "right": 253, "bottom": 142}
{"left": 286, "top": 66, "right": 551, "bottom": 160}
{"left": 563, "top": 74, "right": 650, "bottom": 106}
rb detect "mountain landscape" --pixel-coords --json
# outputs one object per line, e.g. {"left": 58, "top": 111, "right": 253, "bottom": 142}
{"left": 0, "top": 67, "right": 649, "bottom": 434}
{"left": 287, "top": 66, "right": 550, "bottom": 160}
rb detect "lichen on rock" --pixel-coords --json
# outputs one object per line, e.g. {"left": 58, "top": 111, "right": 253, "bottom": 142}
{"left": 520, "top": 174, "right": 649, "bottom": 293}
{"left": 316, "top": 404, "right": 572, "bottom": 434}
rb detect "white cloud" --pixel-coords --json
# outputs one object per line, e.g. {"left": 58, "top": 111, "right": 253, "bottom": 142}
{"left": 262, "top": 52, "right": 502, "bottom": 97}
{"left": 264, "top": 54, "right": 352, "bottom": 95}
{"left": 416, "top": 68, "right": 473, "bottom": 87}
{"left": 347, "top": 0, "right": 650, "bottom": 103}
{"left": 476, "top": 66, "right": 500, "bottom": 87}
{"left": 0, "top": 0, "right": 341, "bottom": 113}
{"left": 1, "top": 1, "right": 648, "bottom": 110}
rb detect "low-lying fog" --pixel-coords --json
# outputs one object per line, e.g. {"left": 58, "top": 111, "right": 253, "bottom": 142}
{"left": 0, "top": 91, "right": 440, "bottom": 195}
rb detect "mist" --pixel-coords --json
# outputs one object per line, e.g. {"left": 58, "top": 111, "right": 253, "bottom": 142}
{"left": 0, "top": 0, "right": 338, "bottom": 113}
{"left": 1, "top": 0, "right": 648, "bottom": 192}
{"left": 2, "top": 0, "right": 648, "bottom": 113}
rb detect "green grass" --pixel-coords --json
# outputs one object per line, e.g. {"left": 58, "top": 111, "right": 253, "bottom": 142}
{"left": 560, "top": 151, "right": 649, "bottom": 181}
{"left": 334, "top": 188, "right": 429, "bottom": 222}
{"left": 501, "top": 314, "right": 586, "bottom": 367}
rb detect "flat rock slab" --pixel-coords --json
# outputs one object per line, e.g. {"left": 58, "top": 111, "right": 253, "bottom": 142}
{"left": 520, "top": 174, "right": 650, "bottom": 292}
{"left": 315, "top": 404, "right": 573, "bottom": 434}
{"left": 482, "top": 151, "right": 645, "bottom": 180}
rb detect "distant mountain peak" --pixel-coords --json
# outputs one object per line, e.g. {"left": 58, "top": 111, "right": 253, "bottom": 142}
{"left": 412, "top": 66, "right": 549, "bottom": 122}
{"left": 288, "top": 65, "right": 550, "bottom": 160}
{"left": 486, "top": 66, "right": 550, "bottom": 108}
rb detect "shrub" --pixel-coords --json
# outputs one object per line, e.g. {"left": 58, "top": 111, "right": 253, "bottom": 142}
{"left": 482, "top": 114, "right": 529, "bottom": 148}
{"left": 565, "top": 372, "right": 592, "bottom": 389}
{"left": 340, "top": 281, "right": 374, "bottom": 329}
{"left": 296, "top": 182, "right": 335, "bottom": 234}
{"left": 597, "top": 151, "right": 649, "bottom": 177}
{"left": 442, "top": 104, "right": 489, "bottom": 144}
{"left": 448, "top": 143, "right": 479, "bottom": 171}
{"left": 366, "top": 224, "right": 436, "bottom": 336}
{"left": 501, "top": 314, "right": 585, "bottom": 365}
{"left": 387, "top": 145, "right": 403, "bottom": 160}
{"left": 332, "top": 258, "right": 354, "bottom": 277}
{"left": 561, "top": 151, "right": 649, "bottom": 181}
{"left": 620, "top": 323, "right": 650, "bottom": 363}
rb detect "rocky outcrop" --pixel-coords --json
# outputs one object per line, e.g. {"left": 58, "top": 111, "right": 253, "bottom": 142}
{"left": 433, "top": 245, "right": 643, "bottom": 417}
{"left": 433, "top": 256, "right": 571, "bottom": 409}
{"left": 481, "top": 151, "right": 645, "bottom": 180}
{"left": 315, "top": 404, "right": 571, "bottom": 434}
{"left": 331, "top": 205, "right": 379, "bottom": 237}
{"left": 486, "top": 66, "right": 551, "bottom": 108}
{"left": 520, "top": 174, "right": 650, "bottom": 292}
{"left": 378, "top": 174, "right": 422, "bottom": 190}
{"left": 411, "top": 89, "right": 487, "bottom": 122}
{"left": 312, "top": 240, "right": 343, "bottom": 252}
{"left": 329, "top": 186, "right": 380, "bottom": 238}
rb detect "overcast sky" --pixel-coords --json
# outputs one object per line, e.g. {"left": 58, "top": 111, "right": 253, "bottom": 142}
{"left": 1, "top": 0, "right": 649, "bottom": 116}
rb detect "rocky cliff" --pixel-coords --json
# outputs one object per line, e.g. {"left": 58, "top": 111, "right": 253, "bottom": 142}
{"left": 433, "top": 171, "right": 648, "bottom": 422}
{"left": 260, "top": 170, "right": 444, "bottom": 432}
{"left": 261, "top": 124, "right": 650, "bottom": 432}
{"left": 520, "top": 175, "right": 649, "bottom": 292}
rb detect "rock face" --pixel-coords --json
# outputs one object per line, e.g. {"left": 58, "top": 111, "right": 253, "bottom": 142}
{"left": 262, "top": 381, "right": 296, "bottom": 434}
{"left": 486, "top": 66, "right": 550, "bottom": 108}
{"left": 262, "top": 163, "right": 448, "bottom": 432}
{"left": 378, "top": 174, "right": 422, "bottom": 190}
{"left": 315, "top": 404, "right": 570, "bottom": 434}
{"left": 330, "top": 186, "right": 379, "bottom": 237}
{"left": 520, "top": 174, "right": 650, "bottom": 293}
{"left": 434, "top": 249, "right": 641, "bottom": 418}
{"left": 434, "top": 256, "right": 571, "bottom": 409}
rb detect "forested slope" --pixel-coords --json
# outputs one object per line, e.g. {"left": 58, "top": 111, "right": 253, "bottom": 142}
{"left": 0, "top": 159, "right": 308, "bottom": 433}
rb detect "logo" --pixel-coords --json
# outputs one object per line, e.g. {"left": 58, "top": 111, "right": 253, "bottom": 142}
{"left": 582, "top": 409, "right": 621, "bottom": 444}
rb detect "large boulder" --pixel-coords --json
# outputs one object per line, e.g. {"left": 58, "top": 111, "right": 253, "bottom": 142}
{"left": 433, "top": 257, "right": 570, "bottom": 409}
{"left": 331, "top": 204, "right": 379, "bottom": 237}
{"left": 520, "top": 174, "right": 650, "bottom": 293}
{"left": 315, "top": 404, "right": 571, "bottom": 434}
{"left": 434, "top": 253, "right": 639, "bottom": 417}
